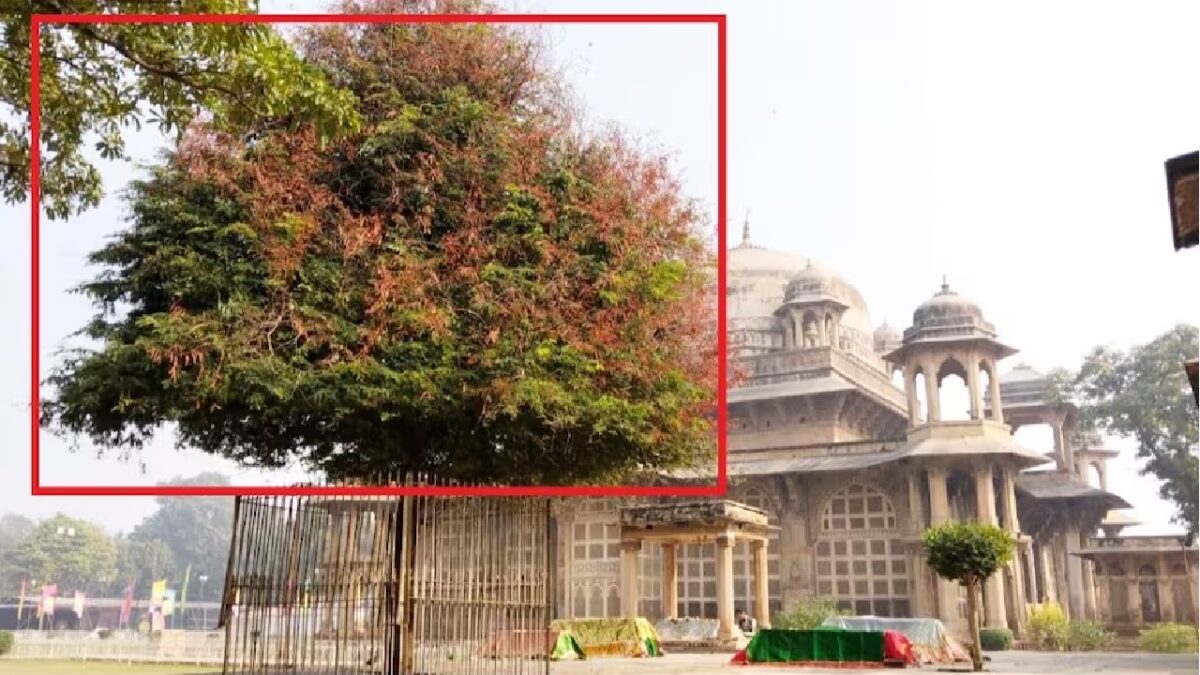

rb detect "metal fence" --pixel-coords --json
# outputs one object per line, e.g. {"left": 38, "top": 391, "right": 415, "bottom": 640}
{"left": 221, "top": 478, "right": 553, "bottom": 674}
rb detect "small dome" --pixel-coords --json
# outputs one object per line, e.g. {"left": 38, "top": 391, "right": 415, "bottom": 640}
{"left": 873, "top": 321, "right": 902, "bottom": 353}
{"left": 904, "top": 278, "right": 999, "bottom": 343}
{"left": 912, "top": 279, "right": 985, "bottom": 327}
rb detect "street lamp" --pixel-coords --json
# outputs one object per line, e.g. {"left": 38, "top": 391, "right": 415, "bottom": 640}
{"left": 198, "top": 575, "right": 209, "bottom": 629}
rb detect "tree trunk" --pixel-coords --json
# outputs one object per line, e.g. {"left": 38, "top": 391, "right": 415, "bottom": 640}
{"left": 966, "top": 580, "right": 983, "bottom": 672}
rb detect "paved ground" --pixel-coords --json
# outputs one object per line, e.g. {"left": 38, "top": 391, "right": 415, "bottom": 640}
{"left": 0, "top": 653, "right": 1194, "bottom": 674}
{"left": 550, "top": 651, "right": 1199, "bottom": 674}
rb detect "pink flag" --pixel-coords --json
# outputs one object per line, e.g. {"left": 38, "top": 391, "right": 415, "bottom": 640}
{"left": 120, "top": 584, "right": 134, "bottom": 625}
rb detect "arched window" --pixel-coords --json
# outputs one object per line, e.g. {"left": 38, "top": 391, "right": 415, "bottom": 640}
{"left": 937, "top": 357, "right": 970, "bottom": 421}
{"left": 588, "top": 584, "right": 603, "bottom": 618}
{"left": 606, "top": 586, "right": 621, "bottom": 618}
{"left": 816, "top": 484, "right": 909, "bottom": 617}
{"left": 1138, "top": 565, "right": 1161, "bottom": 623}
{"left": 913, "top": 370, "right": 928, "bottom": 424}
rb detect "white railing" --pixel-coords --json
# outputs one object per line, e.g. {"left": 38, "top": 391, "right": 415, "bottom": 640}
{"left": 9, "top": 629, "right": 226, "bottom": 663}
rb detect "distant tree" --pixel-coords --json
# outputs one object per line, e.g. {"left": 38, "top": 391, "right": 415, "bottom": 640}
{"left": 0, "top": 514, "right": 37, "bottom": 595}
{"left": 129, "top": 473, "right": 233, "bottom": 600}
{"left": 113, "top": 535, "right": 176, "bottom": 595}
{"left": 923, "top": 522, "right": 1014, "bottom": 672}
{"left": 5, "top": 514, "right": 117, "bottom": 594}
{"left": 2, "top": 0, "right": 360, "bottom": 219}
{"left": 1053, "top": 324, "right": 1199, "bottom": 537}
{"left": 41, "top": 0, "right": 716, "bottom": 485}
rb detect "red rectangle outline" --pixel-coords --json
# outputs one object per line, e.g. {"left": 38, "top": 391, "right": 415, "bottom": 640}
{"left": 30, "top": 11, "right": 727, "bottom": 498}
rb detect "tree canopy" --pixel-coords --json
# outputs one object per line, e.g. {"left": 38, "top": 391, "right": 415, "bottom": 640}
{"left": 4, "top": 514, "right": 118, "bottom": 595}
{"left": 923, "top": 522, "right": 1014, "bottom": 672}
{"left": 2, "top": 0, "right": 360, "bottom": 220}
{"left": 1050, "top": 324, "right": 1198, "bottom": 536}
{"left": 125, "top": 473, "right": 234, "bottom": 599}
{"left": 41, "top": 1, "right": 716, "bottom": 484}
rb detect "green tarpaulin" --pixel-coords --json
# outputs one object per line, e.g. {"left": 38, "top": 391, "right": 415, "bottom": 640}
{"left": 550, "top": 631, "right": 586, "bottom": 660}
{"left": 549, "top": 617, "right": 663, "bottom": 658}
{"left": 745, "top": 628, "right": 886, "bottom": 663}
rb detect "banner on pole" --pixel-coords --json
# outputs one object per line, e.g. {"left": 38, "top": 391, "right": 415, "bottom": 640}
{"left": 120, "top": 584, "right": 134, "bottom": 625}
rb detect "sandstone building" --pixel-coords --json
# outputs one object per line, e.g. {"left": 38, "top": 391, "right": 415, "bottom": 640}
{"left": 552, "top": 224, "right": 1197, "bottom": 638}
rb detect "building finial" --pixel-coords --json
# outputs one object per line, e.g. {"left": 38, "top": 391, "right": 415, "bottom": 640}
{"left": 741, "top": 210, "right": 751, "bottom": 246}
{"left": 940, "top": 274, "right": 950, "bottom": 294}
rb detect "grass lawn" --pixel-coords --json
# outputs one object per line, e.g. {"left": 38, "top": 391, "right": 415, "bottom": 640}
{"left": 0, "top": 660, "right": 220, "bottom": 674}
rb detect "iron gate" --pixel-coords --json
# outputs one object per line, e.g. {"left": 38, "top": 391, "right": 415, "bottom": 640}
{"left": 220, "top": 478, "right": 553, "bottom": 674}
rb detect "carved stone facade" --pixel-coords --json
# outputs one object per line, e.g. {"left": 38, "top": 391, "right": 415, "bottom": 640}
{"left": 552, "top": 229, "right": 1172, "bottom": 638}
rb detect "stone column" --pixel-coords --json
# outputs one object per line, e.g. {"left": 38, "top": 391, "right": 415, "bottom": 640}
{"left": 1082, "top": 559, "right": 1098, "bottom": 620}
{"left": 662, "top": 541, "right": 678, "bottom": 620}
{"left": 1001, "top": 468, "right": 1026, "bottom": 633}
{"left": 927, "top": 466, "right": 959, "bottom": 623}
{"left": 715, "top": 532, "right": 737, "bottom": 641}
{"left": 752, "top": 539, "right": 771, "bottom": 628}
{"left": 1096, "top": 571, "right": 1110, "bottom": 623}
{"left": 906, "top": 371, "right": 919, "bottom": 427}
{"left": 925, "top": 360, "right": 942, "bottom": 423}
{"left": 1024, "top": 545, "right": 1040, "bottom": 603}
{"left": 987, "top": 360, "right": 1004, "bottom": 422}
{"left": 1126, "top": 578, "right": 1143, "bottom": 626}
{"left": 818, "top": 316, "right": 828, "bottom": 347}
{"left": 1157, "top": 554, "right": 1176, "bottom": 622}
{"left": 966, "top": 358, "right": 981, "bottom": 419}
{"left": 905, "top": 471, "right": 929, "bottom": 616}
{"left": 975, "top": 467, "right": 1007, "bottom": 628}
{"left": 1064, "top": 528, "right": 1086, "bottom": 620}
{"left": 620, "top": 540, "right": 641, "bottom": 618}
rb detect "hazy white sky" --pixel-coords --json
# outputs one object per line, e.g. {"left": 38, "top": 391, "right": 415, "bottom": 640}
{"left": 2, "top": 0, "right": 1195, "bottom": 534}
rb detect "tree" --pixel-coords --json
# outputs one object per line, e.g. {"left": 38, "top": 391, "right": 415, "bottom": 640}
{"left": 5, "top": 514, "right": 117, "bottom": 595}
{"left": 42, "top": 0, "right": 716, "bottom": 485}
{"left": 113, "top": 536, "right": 175, "bottom": 595}
{"left": 923, "top": 522, "right": 1014, "bottom": 672}
{"left": 2, "top": 0, "right": 360, "bottom": 220}
{"left": 128, "top": 473, "right": 233, "bottom": 600}
{"left": 0, "top": 514, "right": 37, "bottom": 595}
{"left": 1056, "top": 324, "right": 1199, "bottom": 536}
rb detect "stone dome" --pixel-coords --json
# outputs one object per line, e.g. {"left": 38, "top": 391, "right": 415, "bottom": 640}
{"left": 904, "top": 279, "right": 998, "bottom": 342}
{"left": 727, "top": 245, "right": 872, "bottom": 335}
{"left": 873, "top": 322, "right": 902, "bottom": 353}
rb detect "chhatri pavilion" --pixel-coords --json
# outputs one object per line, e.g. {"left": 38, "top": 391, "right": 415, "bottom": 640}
{"left": 550, "top": 222, "right": 1197, "bottom": 640}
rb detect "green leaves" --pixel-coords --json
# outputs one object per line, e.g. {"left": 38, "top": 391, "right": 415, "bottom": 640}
{"left": 41, "top": 2, "right": 715, "bottom": 485}
{"left": 2, "top": 0, "right": 362, "bottom": 220}
{"left": 922, "top": 521, "right": 1014, "bottom": 586}
{"left": 1059, "top": 324, "right": 1199, "bottom": 536}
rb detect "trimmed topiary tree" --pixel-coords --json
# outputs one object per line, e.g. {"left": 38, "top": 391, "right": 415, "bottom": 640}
{"left": 0, "top": 630, "right": 13, "bottom": 657}
{"left": 923, "top": 522, "right": 1015, "bottom": 672}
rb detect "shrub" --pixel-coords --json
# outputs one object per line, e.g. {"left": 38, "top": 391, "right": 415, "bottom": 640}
{"left": 97, "top": 628, "right": 114, "bottom": 640}
{"left": 0, "top": 630, "right": 13, "bottom": 657}
{"left": 1026, "top": 602, "right": 1069, "bottom": 651}
{"left": 979, "top": 627, "right": 1013, "bottom": 651}
{"left": 1066, "top": 620, "right": 1114, "bottom": 651}
{"left": 772, "top": 597, "right": 844, "bottom": 630}
{"left": 1138, "top": 623, "right": 1198, "bottom": 653}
